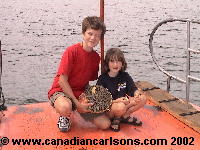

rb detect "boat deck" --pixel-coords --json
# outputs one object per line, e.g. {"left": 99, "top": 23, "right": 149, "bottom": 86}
{"left": 1, "top": 102, "right": 200, "bottom": 150}
{"left": 0, "top": 81, "right": 200, "bottom": 150}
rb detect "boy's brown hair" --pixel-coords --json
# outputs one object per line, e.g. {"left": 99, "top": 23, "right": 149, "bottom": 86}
{"left": 82, "top": 16, "right": 106, "bottom": 39}
{"left": 103, "top": 48, "right": 127, "bottom": 73}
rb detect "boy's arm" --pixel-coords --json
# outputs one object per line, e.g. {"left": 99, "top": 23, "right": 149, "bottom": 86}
{"left": 58, "top": 74, "right": 93, "bottom": 113}
{"left": 58, "top": 75, "right": 76, "bottom": 100}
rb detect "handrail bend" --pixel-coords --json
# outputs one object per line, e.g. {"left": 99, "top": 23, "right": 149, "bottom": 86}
{"left": 149, "top": 18, "right": 200, "bottom": 101}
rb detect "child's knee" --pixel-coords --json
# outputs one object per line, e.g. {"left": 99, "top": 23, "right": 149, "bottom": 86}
{"left": 111, "top": 102, "right": 126, "bottom": 116}
{"left": 59, "top": 104, "right": 72, "bottom": 115}
{"left": 54, "top": 97, "right": 73, "bottom": 116}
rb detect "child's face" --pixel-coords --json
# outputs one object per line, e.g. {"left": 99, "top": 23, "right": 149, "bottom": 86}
{"left": 83, "top": 28, "right": 102, "bottom": 49}
{"left": 108, "top": 58, "right": 122, "bottom": 75}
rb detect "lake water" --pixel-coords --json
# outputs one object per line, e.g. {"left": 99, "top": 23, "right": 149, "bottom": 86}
{"left": 0, "top": 0, "right": 200, "bottom": 106}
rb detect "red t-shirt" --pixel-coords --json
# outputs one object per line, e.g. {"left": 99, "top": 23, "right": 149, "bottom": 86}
{"left": 48, "top": 43, "right": 100, "bottom": 99}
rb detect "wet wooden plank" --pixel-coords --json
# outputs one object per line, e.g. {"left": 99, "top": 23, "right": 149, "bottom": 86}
{"left": 136, "top": 81, "right": 200, "bottom": 134}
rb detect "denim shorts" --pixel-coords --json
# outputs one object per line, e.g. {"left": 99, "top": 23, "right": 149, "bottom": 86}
{"left": 49, "top": 91, "right": 105, "bottom": 121}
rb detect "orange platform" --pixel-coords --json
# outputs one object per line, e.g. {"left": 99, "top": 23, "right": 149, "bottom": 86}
{"left": 0, "top": 101, "right": 200, "bottom": 150}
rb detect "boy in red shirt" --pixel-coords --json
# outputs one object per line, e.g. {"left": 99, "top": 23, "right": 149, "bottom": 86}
{"left": 48, "top": 16, "right": 110, "bottom": 132}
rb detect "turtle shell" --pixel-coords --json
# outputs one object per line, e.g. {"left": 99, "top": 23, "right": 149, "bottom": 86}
{"left": 84, "top": 85, "right": 112, "bottom": 113}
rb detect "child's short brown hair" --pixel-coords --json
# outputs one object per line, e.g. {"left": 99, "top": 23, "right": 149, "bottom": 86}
{"left": 82, "top": 16, "right": 106, "bottom": 39}
{"left": 103, "top": 48, "right": 127, "bottom": 73}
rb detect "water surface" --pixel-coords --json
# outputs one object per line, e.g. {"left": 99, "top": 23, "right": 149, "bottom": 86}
{"left": 0, "top": 0, "right": 200, "bottom": 106}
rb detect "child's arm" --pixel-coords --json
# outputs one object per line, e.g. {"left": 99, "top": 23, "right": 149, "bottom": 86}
{"left": 112, "top": 97, "right": 130, "bottom": 105}
{"left": 112, "top": 97, "right": 124, "bottom": 103}
{"left": 125, "top": 95, "right": 137, "bottom": 105}
{"left": 59, "top": 74, "right": 93, "bottom": 113}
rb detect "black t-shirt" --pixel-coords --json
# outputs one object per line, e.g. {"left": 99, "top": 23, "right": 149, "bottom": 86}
{"left": 96, "top": 72, "right": 138, "bottom": 100}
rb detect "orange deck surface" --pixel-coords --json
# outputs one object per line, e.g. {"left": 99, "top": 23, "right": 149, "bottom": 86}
{"left": 1, "top": 101, "right": 200, "bottom": 150}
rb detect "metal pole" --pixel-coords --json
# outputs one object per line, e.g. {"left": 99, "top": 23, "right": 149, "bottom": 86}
{"left": 0, "top": 40, "right": 2, "bottom": 97}
{"left": 100, "top": 0, "right": 104, "bottom": 73}
{"left": 0, "top": 41, "right": 2, "bottom": 88}
{"left": 167, "top": 76, "right": 171, "bottom": 92}
{"left": 0, "top": 40, "right": 6, "bottom": 111}
{"left": 186, "top": 21, "right": 191, "bottom": 101}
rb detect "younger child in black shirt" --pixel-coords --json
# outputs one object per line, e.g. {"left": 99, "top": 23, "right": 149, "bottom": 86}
{"left": 97, "top": 48, "right": 147, "bottom": 132}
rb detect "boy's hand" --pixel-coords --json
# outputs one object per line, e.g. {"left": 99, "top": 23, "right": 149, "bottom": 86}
{"left": 76, "top": 101, "right": 93, "bottom": 113}
{"left": 78, "top": 93, "right": 93, "bottom": 113}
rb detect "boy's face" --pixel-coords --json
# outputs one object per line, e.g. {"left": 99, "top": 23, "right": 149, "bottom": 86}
{"left": 82, "top": 28, "right": 102, "bottom": 49}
